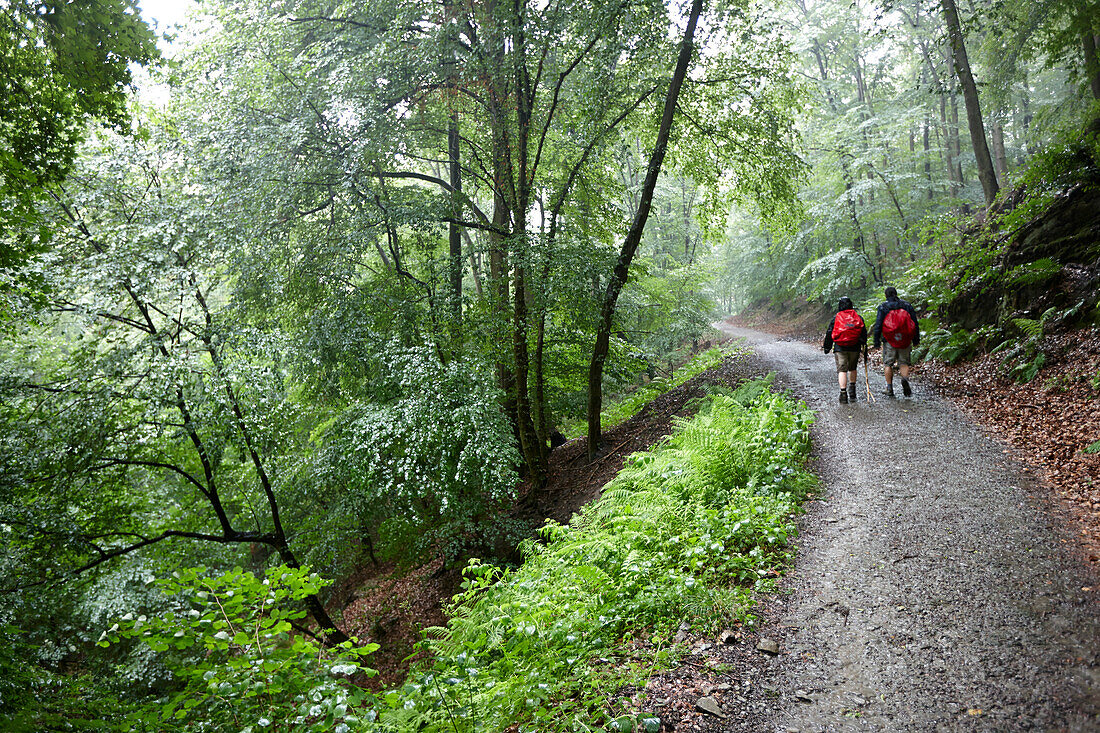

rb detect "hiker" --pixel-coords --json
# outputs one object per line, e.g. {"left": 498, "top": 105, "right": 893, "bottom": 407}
{"left": 823, "top": 296, "right": 868, "bottom": 404}
{"left": 872, "top": 286, "right": 920, "bottom": 398}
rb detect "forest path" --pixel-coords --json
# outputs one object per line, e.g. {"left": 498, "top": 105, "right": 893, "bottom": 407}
{"left": 713, "top": 324, "right": 1100, "bottom": 732}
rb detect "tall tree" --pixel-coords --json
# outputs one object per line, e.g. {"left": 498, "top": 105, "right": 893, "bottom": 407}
{"left": 940, "top": 0, "right": 1000, "bottom": 206}
{"left": 586, "top": 0, "right": 705, "bottom": 457}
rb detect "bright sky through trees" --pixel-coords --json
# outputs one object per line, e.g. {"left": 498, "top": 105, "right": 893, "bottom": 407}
{"left": 138, "top": 0, "right": 192, "bottom": 31}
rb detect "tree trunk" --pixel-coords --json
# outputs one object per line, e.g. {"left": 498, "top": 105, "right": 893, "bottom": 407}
{"left": 488, "top": 185, "right": 516, "bottom": 429}
{"left": 462, "top": 228, "right": 483, "bottom": 297}
{"left": 1084, "top": 30, "right": 1100, "bottom": 136}
{"left": 512, "top": 263, "right": 544, "bottom": 484}
{"left": 507, "top": 0, "right": 548, "bottom": 486}
{"left": 444, "top": 0, "right": 462, "bottom": 320}
{"left": 1019, "top": 76, "right": 1033, "bottom": 162}
{"left": 941, "top": 0, "right": 999, "bottom": 206}
{"left": 448, "top": 121, "right": 462, "bottom": 316}
{"left": 1084, "top": 31, "right": 1100, "bottom": 100}
{"left": 923, "top": 115, "right": 934, "bottom": 200}
{"left": 947, "top": 91, "right": 964, "bottom": 190}
{"left": 586, "top": 0, "right": 705, "bottom": 459}
{"left": 990, "top": 117, "right": 1008, "bottom": 187}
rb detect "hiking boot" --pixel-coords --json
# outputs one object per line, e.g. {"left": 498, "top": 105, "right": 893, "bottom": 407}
{"left": 839, "top": 389, "right": 848, "bottom": 404}
{"left": 847, "top": 383, "right": 857, "bottom": 402}
{"left": 884, "top": 383, "right": 895, "bottom": 398}
{"left": 901, "top": 378, "right": 912, "bottom": 397}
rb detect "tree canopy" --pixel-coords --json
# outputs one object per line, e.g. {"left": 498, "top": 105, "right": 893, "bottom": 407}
{"left": 0, "top": 0, "right": 159, "bottom": 281}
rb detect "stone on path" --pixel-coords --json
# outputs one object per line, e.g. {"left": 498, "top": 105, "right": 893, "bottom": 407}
{"left": 695, "top": 696, "right": 727, "bottom": 718}
{"left": 756, "top": 637, "right": 780, "bottom": 654}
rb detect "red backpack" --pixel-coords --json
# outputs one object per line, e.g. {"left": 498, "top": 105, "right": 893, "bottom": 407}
{"left": 831, "top": 309, "right": 864, "bottom": 346}
{"left": 882, "top": 307, "right": 916, "bottom": 348}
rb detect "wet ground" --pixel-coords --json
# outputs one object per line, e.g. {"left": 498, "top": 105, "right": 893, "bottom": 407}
{"left": 711, "top": 325, "right": 1100, "bottom": 732}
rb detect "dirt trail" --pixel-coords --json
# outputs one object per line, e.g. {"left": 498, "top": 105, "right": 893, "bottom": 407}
{"left": 714, "top": 324, "right": 1100, "bottom": 732}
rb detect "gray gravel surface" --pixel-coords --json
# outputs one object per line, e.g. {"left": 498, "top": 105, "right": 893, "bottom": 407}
{"left": 710, "top": 325, "right": 1100, "bottom": 733}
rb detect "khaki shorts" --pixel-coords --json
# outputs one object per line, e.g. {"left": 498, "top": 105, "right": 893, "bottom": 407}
{"left": 883, "top": 344, "right": 912, "bottom": 367}
{"left": 834, "top": 351, "right": 860, "bottom": 372}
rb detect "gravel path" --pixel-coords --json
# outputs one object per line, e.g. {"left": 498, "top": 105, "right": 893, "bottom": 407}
{"left": 714, "top": 325, "right": 1100, "bottom": 733}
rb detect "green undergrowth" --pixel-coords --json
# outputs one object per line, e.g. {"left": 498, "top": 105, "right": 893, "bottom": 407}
{"left": 72, "top": 376, "right": 815, "bottom": 733}
{"left": 379, "top": 377, "right": 815, "bottom": 731}
{"left": 561, "top": 344, "right": 742, "bottom": 439}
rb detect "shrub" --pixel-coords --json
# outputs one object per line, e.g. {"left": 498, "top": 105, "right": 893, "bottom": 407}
{"left": 101, "top": 566, "right": 379, "bottom": 733}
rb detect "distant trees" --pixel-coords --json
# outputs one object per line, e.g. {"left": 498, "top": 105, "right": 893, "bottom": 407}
{"left": 714, "top": 0, "right": 1100, "bottom": 312}
{"left": 940, "top": 0, "right": 999, "bottom": 206}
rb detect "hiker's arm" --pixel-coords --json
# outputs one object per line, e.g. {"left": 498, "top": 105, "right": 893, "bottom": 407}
{"left": 871, "top": 306, "right": 884, "bottom": 348}
{"left": 823, "top": 317, "right": 834, "bottom": 353}
{"left": 908, "top": 304, "right": 921, "bottom": 346}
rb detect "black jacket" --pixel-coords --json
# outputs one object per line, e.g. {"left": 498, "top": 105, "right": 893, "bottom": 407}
{"left": 872, "top": 297, "right": 920, "bottom": 348}
{"left": 823, "top": 312, "right": 868, "bottom": 354}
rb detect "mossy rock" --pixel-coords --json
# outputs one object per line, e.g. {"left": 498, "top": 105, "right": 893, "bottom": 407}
{"left": 943, "top": 186, "right": 1100, "bottom": 331}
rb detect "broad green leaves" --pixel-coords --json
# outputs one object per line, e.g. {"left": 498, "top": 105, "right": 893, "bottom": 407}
{"left": 103, "top": 565, "right": 380, "bottom": 732}
{"left": 0, "top": 0, "right": 159, "bottom": 277}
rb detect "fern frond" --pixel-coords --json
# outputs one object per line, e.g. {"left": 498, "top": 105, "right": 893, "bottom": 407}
{"left": 1012, "top": 317, "right": 1043, "bottom": 338}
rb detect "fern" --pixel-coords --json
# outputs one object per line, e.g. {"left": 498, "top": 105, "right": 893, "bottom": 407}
{"left": 377, "top": 380, "right": 816, "bottom": 732}
{"left": 1012, "top": 317, "right": 1044, "bottom": 339}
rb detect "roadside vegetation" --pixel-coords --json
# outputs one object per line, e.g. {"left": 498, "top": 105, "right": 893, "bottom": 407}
{"left": 72, "top": 376, "right": 815, "bottom": 733}
{"left": 561, "top": 344, "right": 734, "bottom": 438}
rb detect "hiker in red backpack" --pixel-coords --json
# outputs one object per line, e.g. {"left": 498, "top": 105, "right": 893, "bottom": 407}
{"left": 823, "top": 296, "right": 868, "bottom": 404}
{"left": 871, "top": 286, "right": 920, "bottom": 398}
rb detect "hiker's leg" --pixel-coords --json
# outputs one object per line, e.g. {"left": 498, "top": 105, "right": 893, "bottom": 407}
{"left": 848, "top": 369, "right": 857, "bottom": 385}
{"left": 834, "top": 352, "right": 849, "bottom": 388}
{"left": 898, "top": 349, "right": 912, "bottom": 396}
{"left": 882, "top": 345, "right": 897, "bottom": 396}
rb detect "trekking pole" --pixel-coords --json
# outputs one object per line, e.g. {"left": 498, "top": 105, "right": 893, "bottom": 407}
{"left": 864, "top": 348, "right": 876, "bottom": 403}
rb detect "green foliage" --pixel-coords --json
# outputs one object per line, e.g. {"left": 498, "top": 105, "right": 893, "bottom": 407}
{"left": 0, "top": 0, "right": 159, "bottom": 277}
{"left": 717, "top": 0, "right": 1099, "bottom": 315}
{"left": 999, "top": 302, "right": 1085, "bottom": 382}
{"left": 1003, "top": 258, "right": 1063, "bottom": 288}
{"left": 0, "top": 625, "right": 35, "bottom": 718}
{"left": 922, "top": 325, "right": 999, "bottom": 365}
{"left": 0, "top": 669, "right": 135, "bottom": 733}
{"left": 1000, "top": 142, "right": 1100, "bottom": 235}
{"left": 382, "top": 379, "right": 814, "bottom": 731}
{"left": 301, "top": 346, "right": 520, "bottom": 568}
{"left": 101, "top": 566, "right": 379, "bottom": 733}
{"left": 996, "top": 312, "right": 1049, "bottom": 382}
{"left": 561, "top": 344, "right": 742, "bottom": 439}
{"left": 795, "top": 249, "right": 876, "bottom": 306}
